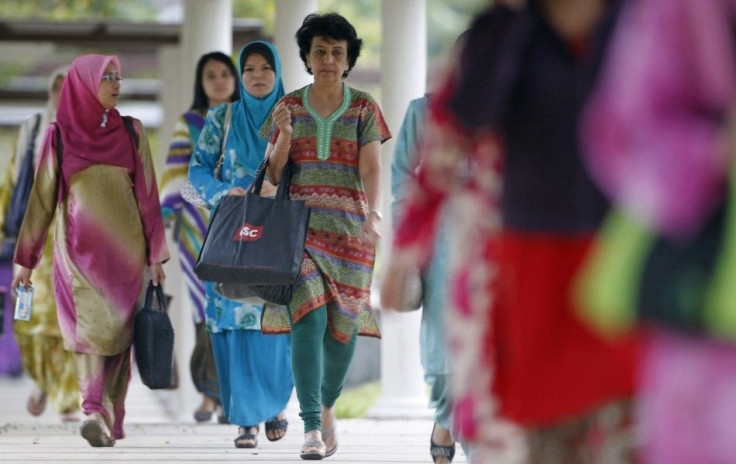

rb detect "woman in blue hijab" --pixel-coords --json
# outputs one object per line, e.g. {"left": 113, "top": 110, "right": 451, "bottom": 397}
{"left": 189, "top": 41, "right": 293, "bottom": 448}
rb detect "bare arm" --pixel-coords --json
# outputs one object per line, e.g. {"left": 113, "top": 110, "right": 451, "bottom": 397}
{"left": 358, "top": 140, "right": 382, "bottom": 246}
{"left": 265, "top": 102, "right": 292, "bottom": 185}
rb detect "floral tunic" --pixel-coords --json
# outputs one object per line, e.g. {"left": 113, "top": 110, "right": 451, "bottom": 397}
{"left": 189, "top": 103, "right": 267, "bottom": 333}
{"left": 259, "top": 85, "right": 390, "bottom": 343}
{"left": 160, "top": 111, "right": 209, "bottom": 324}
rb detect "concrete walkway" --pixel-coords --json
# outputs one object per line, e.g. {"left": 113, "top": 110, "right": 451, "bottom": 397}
{"left": 0, "top": 375, "right": 467, "bottom": 464}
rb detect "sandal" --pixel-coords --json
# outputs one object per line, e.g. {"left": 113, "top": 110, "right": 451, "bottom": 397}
{"left": 322, "top": 426, "right": 338, "bottom": 458}
{"left": 193, "top": 409, "right": 213, "bottom": 422}
{"left": 27, "top": 389, "right": 47, "bottom": 416}
{"left": 430, "top": 423, "right": 455, "bottom": 463}
{"left": 217, "top": 406, "right": 229, "bottom": 424}
{"left": 265, "top": 416, "right": 288, "bottom": 442}
{"left": 80, "top": 415, "right": 115, "bottom": 447}
{"left": 300, "top": 438, "right": 326, "bottom": 460}
{"left": 60, "top": 411, "right": 80, "bottom": 423}
{"left": 234, "top": 425, "right": 259, "bottom": 448}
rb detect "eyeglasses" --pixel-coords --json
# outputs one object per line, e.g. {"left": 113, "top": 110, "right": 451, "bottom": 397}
{"left": 101, "top": 73, "right": 123, "bottom": 82}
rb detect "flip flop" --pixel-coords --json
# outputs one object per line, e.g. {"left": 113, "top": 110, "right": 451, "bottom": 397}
{"left": 322, "top": 426, "right": 338, "bottom": 458}
{"left": 265, "top": 416, "right": 288, "bottom": 442}
{"left": 193, "top": 409, "right": 213, "bottom": 422}
{"left": 60, "top": 411, "right": 80, "bottom": 423}
{"left": 430, "top": 423, "right": 455, "bottom": 463}
{"left": 26, "top": 390, "right": 47, "bottom": 416}
{"left": 300, "top": 438, "right": 326, "bottom": 460}
{"left": 234, "top": 425, "right": 259, "bottom": 448}
{"left": 80, "top": 417, "right": 115, "bottom": 447}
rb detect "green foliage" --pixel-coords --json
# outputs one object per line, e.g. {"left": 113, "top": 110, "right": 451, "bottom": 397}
{"left": 428, "top": 0, "right": 488, "bottom": 60}
{"left": 0, "top": 0, "right": 156, "bottom": 21}
{"left": 0, "top": 63, "right": 30, "bottom": 87}
{"left": 319, "top": 0, "right": 381, "bottom": 69}
{"left": 334, "top": 381, "right": 381, "bottom": 419}
{"left": 2, "top": 0, "right": 485, "bottom": 66}
{"left": 233, "top": 0, "right": 276, "bottom": 33}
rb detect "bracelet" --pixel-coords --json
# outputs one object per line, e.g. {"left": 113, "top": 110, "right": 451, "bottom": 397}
{"left": 369, "top": 209, "right": 383, "bottom": 221}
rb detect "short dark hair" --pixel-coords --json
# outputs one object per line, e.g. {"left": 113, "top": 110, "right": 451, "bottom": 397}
{"left": 190, "top": 51, "right": 240, "bottom": 112}
{"left": 295, "top": 12, "right": 363, "bottom": 78}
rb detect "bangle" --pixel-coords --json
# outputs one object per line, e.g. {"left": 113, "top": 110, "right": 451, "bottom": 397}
{"left": 369, "top": 209, "right": 383, "bottom": 221}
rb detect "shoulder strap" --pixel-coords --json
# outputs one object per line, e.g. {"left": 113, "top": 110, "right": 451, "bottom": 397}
{"left": 30, "top": 113, "right": 42, "bottom": 139}
{"left": 56, "top": 124, "right": 62, "bottom": 163}
{"left": 214, "top": 103, "right": 232, "bottom": 180}
{"left": 122, "top": 116, "right": 140, "bottom": 148}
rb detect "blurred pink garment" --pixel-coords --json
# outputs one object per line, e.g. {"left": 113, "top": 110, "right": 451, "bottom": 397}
{"left": 583, "top": 0, "right": 736, "bottom": 238}
{"left": 639, "top": 329, "right": 736, "bottom": 464}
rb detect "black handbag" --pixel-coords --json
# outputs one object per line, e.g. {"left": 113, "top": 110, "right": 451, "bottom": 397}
{"left": 194, "top": 160, "right": 310, "bottom": 305}
{"left": 134, "top": 282, "right": 175, "bottom": 390}
{"left": 638, "top": 204, "right": 726, "bottom": 332}
{"left": 1, "top": 114, "right": 42, "bottom": 262}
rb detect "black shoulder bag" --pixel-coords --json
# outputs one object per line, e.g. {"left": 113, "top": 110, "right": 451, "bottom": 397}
{"left": 1, "top": 114, "right": 42, "bottom": 261}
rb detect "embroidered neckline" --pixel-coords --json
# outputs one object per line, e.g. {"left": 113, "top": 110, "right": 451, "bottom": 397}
{"left": 302, "top": 84, "right": 351, "bottom": 160}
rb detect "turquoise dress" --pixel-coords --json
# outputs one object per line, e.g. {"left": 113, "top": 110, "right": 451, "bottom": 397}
{"left": 188, "top": 41, "right": 293, "bottom": 427}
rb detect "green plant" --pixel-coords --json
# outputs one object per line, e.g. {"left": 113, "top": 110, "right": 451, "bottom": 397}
{"left": 334, "top": 381, "right": 381, "bottom": 419}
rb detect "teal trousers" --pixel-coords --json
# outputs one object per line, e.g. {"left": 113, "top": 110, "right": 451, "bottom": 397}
{"left": 289, "top": 306, "right": 357, "bottom": 432}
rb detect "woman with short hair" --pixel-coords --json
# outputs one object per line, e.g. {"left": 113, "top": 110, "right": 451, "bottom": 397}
{"left": 261, "top": 12, "right": 391, "bottom": 460}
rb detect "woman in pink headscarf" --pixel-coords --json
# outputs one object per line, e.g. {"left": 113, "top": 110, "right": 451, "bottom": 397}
{"left": 10, "top": 54, "right": 169, "bottom": 447}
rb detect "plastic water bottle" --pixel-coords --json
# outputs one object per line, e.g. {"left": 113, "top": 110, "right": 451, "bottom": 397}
{"left": 14, "top": 285, "right": 33, "bottom": 322}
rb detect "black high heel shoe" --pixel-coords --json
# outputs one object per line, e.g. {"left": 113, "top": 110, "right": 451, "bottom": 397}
{"left": 430, "top": 423, "right": 456, "bottom": 463}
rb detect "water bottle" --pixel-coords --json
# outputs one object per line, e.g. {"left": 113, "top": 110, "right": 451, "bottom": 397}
{"left": 14, "top": 285, "right": 33, "bottom": 322}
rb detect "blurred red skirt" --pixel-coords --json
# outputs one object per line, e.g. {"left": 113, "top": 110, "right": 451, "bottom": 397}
{"left": 489, "top": 230, "right": 639, "bottom": 426}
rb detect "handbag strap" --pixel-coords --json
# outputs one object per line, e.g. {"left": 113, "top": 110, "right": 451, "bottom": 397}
{"left": 27, "top": 113, "right": 42, "bottom": 153}
{"left": 213, "top": 103, "right": 233, "bottom": 181}
{"left": 249, "top": 158, "right": 293, "bottom": 200}
{"left": 143, "top": 281, "right": 167, "bottom": 312}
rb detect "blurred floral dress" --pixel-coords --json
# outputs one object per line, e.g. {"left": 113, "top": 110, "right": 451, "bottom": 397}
{"left": 391, "top": 3, "right": 638, "bottom": 463}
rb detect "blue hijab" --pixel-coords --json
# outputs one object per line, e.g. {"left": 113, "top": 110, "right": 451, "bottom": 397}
{"left": 229, "top": 40, "right": 284, "bottom": 175}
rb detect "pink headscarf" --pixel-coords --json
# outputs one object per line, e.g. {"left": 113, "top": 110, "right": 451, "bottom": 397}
{"left": 54, "top": 54, "right": 138, "bottom": 195}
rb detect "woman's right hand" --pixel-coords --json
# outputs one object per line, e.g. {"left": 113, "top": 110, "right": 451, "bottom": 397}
{"left": 228, "top": 187, "right": 248, "bottom": 196}
{"left": 11, "top": 266, "right": 32, "bottom": 295}
{"left": 273, "top": 102, "right": 293, "bottom": 136}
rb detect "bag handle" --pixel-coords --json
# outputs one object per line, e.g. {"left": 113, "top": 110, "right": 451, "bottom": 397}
{"left": 213, "top": 103, "right": 233, "bottom": 181}
{"left": 249, "top": 158, "right": 293, "bottom": 200}
{"left": 143, "top": 281, "right": 167, "bottom": 312}
{"left": 27, "top": 113, "right": 42, "bottom": 153}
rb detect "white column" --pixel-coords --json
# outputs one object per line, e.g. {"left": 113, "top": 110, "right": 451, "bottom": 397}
{"left": 274, "top": 0, "right": 318, "bottom": 92}
{"left": 370, "top": 0, "right": 428, "bottom": 418}
{"left": 182, "top": 0, "right": 233, "bottom": 110}
{"left": 158, "top": 0, "right": 232, "bottom": 422}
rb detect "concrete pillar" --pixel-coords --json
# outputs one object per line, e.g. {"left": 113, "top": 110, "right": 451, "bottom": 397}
{"left": 157, "top": 0, "right": 232, "bottom": 421}
{"left": 274, "top": 0, "right": 318, "bottom": 92}
{"left": 370, "top": 0, "right": 428, "bottom": 418}
{"left": 182, "top": 0, "right": 233, "bottom": 109}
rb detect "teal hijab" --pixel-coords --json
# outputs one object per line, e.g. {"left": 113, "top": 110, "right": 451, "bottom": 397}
{"left": 230, "top": 40, "right": 284, "bottom": 175}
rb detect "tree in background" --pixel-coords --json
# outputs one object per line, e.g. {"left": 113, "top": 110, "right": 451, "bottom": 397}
{"left": 0, "top": 0, "right": 155, "bottom": 21}
{"left": 2, "top": 0, "right": 486, "bottom": 68}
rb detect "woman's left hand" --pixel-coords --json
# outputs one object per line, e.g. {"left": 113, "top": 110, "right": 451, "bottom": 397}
{"left": 150, "top": 263, "right": 166, "bottom": 286}
{"left": 359, "top": 217, "right": 381, "bottom": 247}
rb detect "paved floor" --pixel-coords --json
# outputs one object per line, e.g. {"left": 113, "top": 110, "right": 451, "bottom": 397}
{"left": 0, "top": 375, "right": 467, "bottom": 464}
